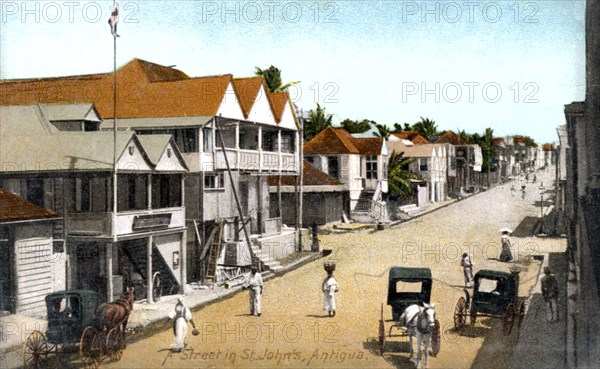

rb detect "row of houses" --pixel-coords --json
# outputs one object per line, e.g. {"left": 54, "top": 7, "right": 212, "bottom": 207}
{"left": 0, "top": 58, "right": 552, "bottom": 318}
{"left": 0, "top": 59, "right": 305, "bottom": 317}
{"left": 295, "top": 126, "right": 549, "bottom": 224}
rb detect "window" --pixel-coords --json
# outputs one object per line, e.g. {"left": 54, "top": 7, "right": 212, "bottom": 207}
{"left": 152, "top": 175, "right": 182, "bottom": 208}
{"left": 280, "top": 131, "right": 295, "bottom": 153}
{"left": 26, "top": 179, "right": 44, "bottom": 208}
{"left": 262, "top": 131, "right": 278, "bottom": 152}
{"left": 366, "top": 155, "right": 378, "bottom": 180}
{"left": 79, "top": 177, "right": 90, "bottom": 212}
{"left": 173, "top": 129, "right": 198, "bottom": 153}
{"left": 327, "top": 157, "right": 339, "bottom": 179}
{"left": 117, "top": 175, "right": 148, "bottom": 211}
{"left": 419, "top": 158, "right": 429, "bottom": 171}
{"left": 203, "top": 127, "right": 213, "bottom": 152}
{"left": 204, "top": 173, "right": 225, "bottom": 189}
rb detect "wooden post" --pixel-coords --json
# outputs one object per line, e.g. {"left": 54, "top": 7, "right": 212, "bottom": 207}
{"left": 147, "top": 235, "right": 153, "bottom": 303}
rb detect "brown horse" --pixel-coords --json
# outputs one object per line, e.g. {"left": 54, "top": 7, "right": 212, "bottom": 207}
{"left": 98, "top": 287, "right": 135, "bottom": 342}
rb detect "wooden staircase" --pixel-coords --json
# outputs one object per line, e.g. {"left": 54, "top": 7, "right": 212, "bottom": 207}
{"left": 122, "top": 240, "right": 180, "bottom": 296}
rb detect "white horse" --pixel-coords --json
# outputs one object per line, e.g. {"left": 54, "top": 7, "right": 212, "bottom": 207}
{"left": 399, "top": 303, "right": 436, "bottom": 369}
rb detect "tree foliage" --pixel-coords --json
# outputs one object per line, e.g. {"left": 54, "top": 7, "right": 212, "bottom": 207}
{"left": 412, "top": 117, "right": 439, "bottom": 142}
{"left": 304, "top": 103, "right": 333, "bottom": 142}
{"left": 372, "top": 123, "right": 391, "bottom": 139}
{"left": 254, "top": 65, "right": 300, "bottom": 92}
{"left": 340, "top": 118, "right": 373, "bottom": 134}
{"left": 387, "top": 151, "right": 424, "bottom": 200}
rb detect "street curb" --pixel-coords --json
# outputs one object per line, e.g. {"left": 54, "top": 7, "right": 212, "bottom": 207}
{"left": 390, "top": 183, "right": 510, "bottom": 229}
{"left": 125, "top": 252, "right": 323, "bottom": 345}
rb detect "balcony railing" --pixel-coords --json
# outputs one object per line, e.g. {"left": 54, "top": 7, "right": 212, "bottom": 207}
{"left": 214, "top": 148, "right": 298, "bottom": 172}
{"left": 67, "top": 207, "right": 185, "bottom": 237}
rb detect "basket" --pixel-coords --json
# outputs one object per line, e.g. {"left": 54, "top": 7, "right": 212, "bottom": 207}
{"left": 324, "top": 262, "right": 336, "bottom": 273}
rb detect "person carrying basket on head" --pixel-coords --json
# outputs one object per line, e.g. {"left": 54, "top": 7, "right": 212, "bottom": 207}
{"left": 322, "top": 263, "right": 339, "bottom": 317}
{"left": 167, "top": 297, "right": 197, "bottom": 352}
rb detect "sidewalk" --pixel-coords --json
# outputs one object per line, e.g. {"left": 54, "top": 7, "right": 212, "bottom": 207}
{"left": 511, "top": 241, "right": 567, "bottom": 369}
{"left": 0, "top": 251, "right": 322, "bottom": 356}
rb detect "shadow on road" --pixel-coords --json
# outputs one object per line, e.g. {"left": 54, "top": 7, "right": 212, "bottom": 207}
{"left": 512, "top": 216, "right": 540, "bottom": 237}
{"left": 363, "top": 337, "right": 415, "bottom": 369}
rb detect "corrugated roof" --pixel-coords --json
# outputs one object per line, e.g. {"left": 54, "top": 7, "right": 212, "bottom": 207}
{"left": 267, "top": 160, "right": 342, "bottom": 186}
{"left": 102, "top": 116, "right": 212, "bottom": 129}
{"left": 0, "top": 105, "right": 59, "bottom": 136}
{"left": 40, "top": 103, "right": 99, "bottom": 122}
{"left": 0, "top": 187, "right": 61, "bottom": 222}
{"left": 435, "top": 130, "right": 466, "bottom": 145}
{"left": 0, "top": 131, "right": 140, "bottom": 172}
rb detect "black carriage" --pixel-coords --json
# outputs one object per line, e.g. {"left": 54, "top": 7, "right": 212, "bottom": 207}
{"left": 453, "top": 269, "right": 525, "bottom": 336}
{"left": 378, "top": 267, "right": 441, "bottom": 355}
{"left": 23, "top": 290, "right": 125, "bottom": 369}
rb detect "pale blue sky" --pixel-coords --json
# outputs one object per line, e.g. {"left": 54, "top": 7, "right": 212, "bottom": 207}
{"left": 0, "top": 0, "right": 585, "bottom": 143}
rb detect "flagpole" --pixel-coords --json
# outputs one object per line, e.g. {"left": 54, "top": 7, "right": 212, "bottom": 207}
{"left": 109, "top": 2, "right": 118, "bottom": 304}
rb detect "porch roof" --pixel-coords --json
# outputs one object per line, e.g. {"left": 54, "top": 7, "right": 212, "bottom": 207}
{"left": 0, "top": 188, "right": 61, "bottom": 222}
{"left": 40, "top": 103, "right": 100, "bottom": 122}
{"left": 101, "top": 116, "right": 212, "bottom": 129}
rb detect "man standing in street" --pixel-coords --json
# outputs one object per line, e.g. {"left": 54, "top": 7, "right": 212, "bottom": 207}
{"left": 461, "top": 253, "right": 474, "bottom": 287}
{"left": 541, "top": 266, "right": 559, "bottom": 322}
{"left": 244, "top": 266, "right": 264, "bottom": 316}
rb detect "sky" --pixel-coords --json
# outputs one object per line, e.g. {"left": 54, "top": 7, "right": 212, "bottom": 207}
{"left": 0, "top": 0, "right": 586, "bottom": 143}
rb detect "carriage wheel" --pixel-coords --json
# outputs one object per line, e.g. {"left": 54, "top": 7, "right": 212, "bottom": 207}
{"left": 152, "top": 272, "right": 163, "bottom": 302}
{"left": 470, "top": 309, "right": 478, "bottom": 326}
{"left": 106, "top": 328, "right": 124, "bottom": 362}
{"left": 378, "top": 303, "right": 386, "bottom": 355}
{"left": 430, "top": 319, "right": 441, "bottom": 356}
{"left": 453, "top": 297, "right": 466, "bottom": 329}
{"left": 23, "top": 330, "right": 48, "bottom": 369}
{"left": 517, "top": 300, "right": 526, "bottom": 329}
{"left": 502, "top": 303, "right": 516, "bottom": 336}
{"left": 80, "top": 326, "right": 102, "bottom": 369}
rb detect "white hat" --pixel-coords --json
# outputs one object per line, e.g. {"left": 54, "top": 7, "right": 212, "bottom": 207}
{"left": 177, "top": 296, "right": 184, "bottom": 303}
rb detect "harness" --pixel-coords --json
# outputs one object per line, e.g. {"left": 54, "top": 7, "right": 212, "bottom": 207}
{"left": 416, "top": 308, "right": 434, "bottom": 335}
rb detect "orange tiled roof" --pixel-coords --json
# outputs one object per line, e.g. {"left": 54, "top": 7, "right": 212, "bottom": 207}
{"left": 542, "top": 144, "right": 554, "bottom": 151}
{"left": 392, "top": 131, "right": 430, "bottom": 144}
{"left": 304, "top": 127, "right": 383, "bottom": 155}
{"left": 267, "top": 90, "right": 289, "bottom": 123}
{"left": 0, "top": 58, "right": 289, "bottom": 122}
{"left": 435, "top": 130, "right": 466, "bottom": 145}
{"left": 304, "top": 127, "right": 359, "bottom": 154}
{"left": 0, "top": 188, "right": 61, "bottom": 222}
{"left": 232, "top": 77, "right": 265, "bottom": 118}
{"left": 267, "top": 160, "right": 342, "bottom": 186}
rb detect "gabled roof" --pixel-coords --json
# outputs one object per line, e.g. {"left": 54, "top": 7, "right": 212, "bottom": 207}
{"left": 0, "top": 188, "right": 61, "bottom": 222}
{"left": 392, "top": 131, "right": 430, "bottom": 144}
{"left": 40, "top": 103, "right": 100, "bottom": 122}
{"left": 387, "top": 140, "right": 444, "bottom": 158}
{"left": 232, "top": 77, "right": 265, "bottom": 118}
{"left": 0, "top": 105, "right": 59, "bottom": 136}
{"left": 0, "top": 132, "right": 149, "bottom": 172}
{"left": 304, "top": 127, "right": 384, "bottom": 155}
{"left": 0, "top": 58, "right": 293, "bottom": 125}
{"left": 435, "top": 130, "right": 466, "bottom": 145}
{"left": 304, "top": 127, "right": 359, "bottom": 154}
{"left": 267, "top": 160, "right": 342, "bottom": 186}
{"left": 136, "top": 134, "right": 188, "bottom": 171}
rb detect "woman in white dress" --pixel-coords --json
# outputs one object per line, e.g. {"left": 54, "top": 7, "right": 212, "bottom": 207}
{"left": 168, "top": 297, "right": 196, "bottom": 352}
{"left": 322, "top": 272, "right": 339, "bottom": 317}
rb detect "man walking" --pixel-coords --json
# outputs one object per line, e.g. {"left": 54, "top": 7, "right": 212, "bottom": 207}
{"left": 541, "top": 266, "right": 559, "bottom": 322}
{"left": 244, "top": 266, "right": 264, "bottom": 316}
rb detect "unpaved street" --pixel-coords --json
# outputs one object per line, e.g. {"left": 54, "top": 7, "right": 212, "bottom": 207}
{"left": 4, "top": 170, "right": 565, "bottom": 369}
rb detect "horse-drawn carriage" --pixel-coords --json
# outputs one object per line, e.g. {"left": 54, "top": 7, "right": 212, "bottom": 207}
{"left": 378, "top": 267, "right": 441, "bottom": 360}
{"left": 453, "top": 269, "right": 525, "bottom": 335}
{"left": 23, "top": 288, "right": 134, "bottom": 369}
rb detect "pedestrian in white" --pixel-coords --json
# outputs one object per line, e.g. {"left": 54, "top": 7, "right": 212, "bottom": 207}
{"left": 541, "top": 267, "right": 559, "bottom": 322}
{"left": 322, "top": 272, "right": 339, "bottom": 317}
{"left": 244, "top": 266, "right": 263, "bottom": 316}
{"left": 167, "top": 297, "right": 196, "bottom": 352}
{"left": 461, "top": 253, "right": 474, "bottom": 287}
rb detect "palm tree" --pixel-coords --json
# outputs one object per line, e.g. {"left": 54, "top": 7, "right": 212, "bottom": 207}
{"left": 413, "top": 117, "right": 438, "bottom": 141}
{"left": 341, "top": 119, "right": 372, "bottom": 134}
{"left": 304, "top": 103, "right": 333, "bottom": 141}
{"left": 255, "top": 65, "right": 300, "bottom": 92}
{"left": 372, "top": 123, "right": 391, "bottom": 140}
{"left": 387, "top": 151, "right": 424, "bottom": 200}
{"left": 392, "top": 122, "right": 413, "bottom": 133}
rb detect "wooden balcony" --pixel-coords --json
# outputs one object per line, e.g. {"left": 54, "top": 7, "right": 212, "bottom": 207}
{"left": 67, "top": 207, "right": 185, "bottom": 238}
{"left": 213, "top": 148, "right": 298, "bottom": 173}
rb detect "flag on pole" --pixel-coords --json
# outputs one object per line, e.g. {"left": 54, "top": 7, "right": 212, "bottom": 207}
{"left": 108, "top": 1, "right": 120, "bottom": 37}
